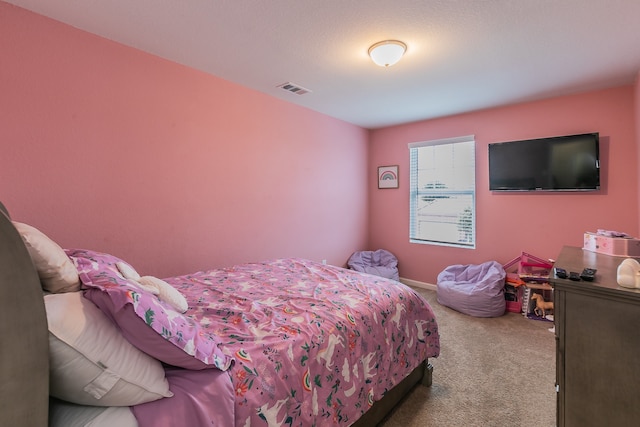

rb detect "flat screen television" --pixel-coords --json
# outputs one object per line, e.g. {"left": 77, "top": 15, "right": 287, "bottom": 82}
{"left": 488, "top": 132, "right": 600, "bottom": 192}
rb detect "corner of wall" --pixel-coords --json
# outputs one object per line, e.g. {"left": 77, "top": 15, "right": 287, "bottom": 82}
{"left": 635, "top": 71, "right": 640, "bottom": 233}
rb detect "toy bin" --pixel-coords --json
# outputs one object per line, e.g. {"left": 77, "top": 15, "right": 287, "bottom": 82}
{"left": 504, "top": 284, "right": 523, "bottom": 313}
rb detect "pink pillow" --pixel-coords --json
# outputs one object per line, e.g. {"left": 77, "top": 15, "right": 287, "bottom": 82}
{"left": 66, "top": 249, "right": 232, "bottom": 371}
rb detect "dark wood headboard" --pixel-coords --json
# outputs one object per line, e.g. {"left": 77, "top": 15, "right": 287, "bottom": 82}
{"left": 0, "top": 204, "right": 49, "bottom": 426}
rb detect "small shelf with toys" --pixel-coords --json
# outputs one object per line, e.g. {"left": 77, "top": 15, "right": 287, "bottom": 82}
{"left": 503, "top": 252, "right": 554, "bottom": 319}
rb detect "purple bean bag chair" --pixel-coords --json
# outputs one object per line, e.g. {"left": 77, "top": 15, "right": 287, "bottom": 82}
{"left": 347, "top": 249, "right": 399, "bottom": 281}
{"left": 436, "top": 261, "right": 506, "bottom": 317}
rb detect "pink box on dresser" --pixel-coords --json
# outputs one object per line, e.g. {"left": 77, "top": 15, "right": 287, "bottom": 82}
{"left": 583, "top": 232, "right": 640, "bottom": 257}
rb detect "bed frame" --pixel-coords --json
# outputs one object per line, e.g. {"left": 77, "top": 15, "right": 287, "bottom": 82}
{"left": 352, "top": 360, "right": 432, "bottom": 426}
{"left": 0, "top": 202, "right": 432, "bottom": 427}
{"left": 0, "top": 202, "right": 49, "bottom": 426}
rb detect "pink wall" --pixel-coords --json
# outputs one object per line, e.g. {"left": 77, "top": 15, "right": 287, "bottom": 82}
{"left": 0, "top": 3, "right": 369, "bottom": 277}
{"left": 369, "top": 86, "right": 639, "bottom": 284}
{"left": 3, "top": 3, "right": 638, "bottom": 284}
{"left": 635, "top": 71, "right": 640, "bottom": 233}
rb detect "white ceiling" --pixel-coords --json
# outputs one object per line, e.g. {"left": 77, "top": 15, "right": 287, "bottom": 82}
{"left": 6, "top": 0, "right": 640, "bottom": 129}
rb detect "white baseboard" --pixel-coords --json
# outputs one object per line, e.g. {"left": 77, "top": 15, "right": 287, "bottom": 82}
{"left": 400, "top": 277, "right": 437, "bottom": 291}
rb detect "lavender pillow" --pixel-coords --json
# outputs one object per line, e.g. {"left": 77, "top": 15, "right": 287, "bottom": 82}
{"left": 66, "top": 249, "right": 232, "bottom": 371}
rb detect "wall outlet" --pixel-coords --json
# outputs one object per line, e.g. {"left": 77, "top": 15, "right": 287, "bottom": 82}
{"left": 322, "top": 259, "right": 327, "bottom": 265}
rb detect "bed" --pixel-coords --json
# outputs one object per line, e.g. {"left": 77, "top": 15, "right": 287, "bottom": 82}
{"left": 0, "top": 202, "right": 440, "bottom": 427}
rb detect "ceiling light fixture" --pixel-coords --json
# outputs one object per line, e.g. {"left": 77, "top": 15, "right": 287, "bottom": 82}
{"left": 368, "top": 40, "right": 407, "bottom": 67}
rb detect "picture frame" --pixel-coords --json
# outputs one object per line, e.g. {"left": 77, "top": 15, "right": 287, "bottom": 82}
{"left": 378, "top": 165, "right": 399, "bottom": 189}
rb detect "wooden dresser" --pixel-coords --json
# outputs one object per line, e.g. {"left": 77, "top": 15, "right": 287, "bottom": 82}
{"left": 551, "top": 246, "right": 640, "bottom": 426}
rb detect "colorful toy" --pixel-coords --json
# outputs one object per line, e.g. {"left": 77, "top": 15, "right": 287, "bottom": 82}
{"left": 531, "top": 293, "right": 554, "bottom": 317}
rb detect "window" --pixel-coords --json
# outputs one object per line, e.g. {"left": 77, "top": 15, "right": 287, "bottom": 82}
{"left": 409, "top": 135, "right": 476, "bottom": 248}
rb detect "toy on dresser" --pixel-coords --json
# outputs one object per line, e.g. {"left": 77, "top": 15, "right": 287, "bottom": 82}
{"left": 584, "top": 229, "right": 640, "bottom": 257}
{"left": 616, "top": 258, "right": 640, "bottom": 289}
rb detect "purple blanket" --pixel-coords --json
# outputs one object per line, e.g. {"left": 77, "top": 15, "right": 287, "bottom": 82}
{"left": 132, "top": 367, "right": 234, "bottom": 426}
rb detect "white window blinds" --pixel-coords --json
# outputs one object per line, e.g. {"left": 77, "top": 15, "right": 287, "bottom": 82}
{"left": 409, "top": 135, "right": 476, "bottom": 248}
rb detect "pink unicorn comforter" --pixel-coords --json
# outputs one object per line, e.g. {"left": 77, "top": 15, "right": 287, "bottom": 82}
{"left": 151, "top": 258, "right": 440, "bottom": 426}
{"left": 73, "top": 254, "right": 440, "bottom": 426}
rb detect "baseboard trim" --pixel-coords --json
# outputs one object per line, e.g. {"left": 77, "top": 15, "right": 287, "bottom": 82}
{"left": 400, "top": 277, "right": 437, "bottom": 291}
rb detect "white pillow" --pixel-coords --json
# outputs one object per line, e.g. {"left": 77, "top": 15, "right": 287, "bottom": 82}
{"left": 49, "top": 398, "right": 139, "bottom": 427}
{"left": 13, "top": 221, "right": 80, "bottom": 293}
{"left": 45, "top": 292, "right": 173, "bottom": 406}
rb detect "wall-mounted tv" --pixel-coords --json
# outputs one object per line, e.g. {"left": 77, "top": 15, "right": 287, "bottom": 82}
{"left": 488, "top": 132, "right": 600, "bottom": 192}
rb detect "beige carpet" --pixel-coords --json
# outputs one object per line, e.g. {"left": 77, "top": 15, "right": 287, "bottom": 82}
{"left": 380, "top": 288, "right": 556, "bottom": 427}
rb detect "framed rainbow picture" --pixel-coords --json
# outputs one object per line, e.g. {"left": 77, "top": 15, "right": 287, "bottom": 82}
{"left": 378, "top": 165, "right": 399, "bottom": 189}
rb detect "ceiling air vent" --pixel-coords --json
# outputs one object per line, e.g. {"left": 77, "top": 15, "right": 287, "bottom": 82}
{"left": 277, "top": 82, "right": 312, "bottom": 95}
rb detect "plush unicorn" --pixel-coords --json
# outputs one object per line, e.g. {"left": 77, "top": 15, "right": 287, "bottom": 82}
{"left": 116, "top": 261, "right": 188, "bottom": 313}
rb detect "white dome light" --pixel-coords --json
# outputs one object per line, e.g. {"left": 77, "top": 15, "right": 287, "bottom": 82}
{"left": 368, "top": 40, "right": 407, "bottom": 67}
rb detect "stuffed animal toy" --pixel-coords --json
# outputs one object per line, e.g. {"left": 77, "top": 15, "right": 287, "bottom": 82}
{"left": 116, "top": 261, "right": 188, "bottom": 313}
